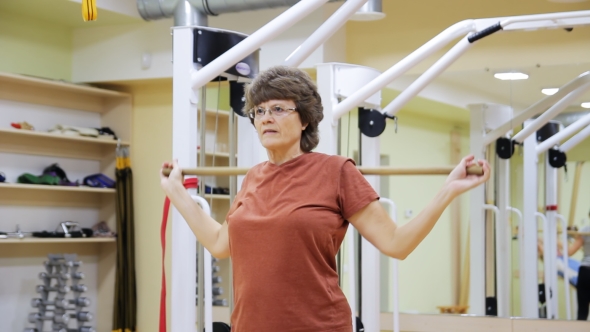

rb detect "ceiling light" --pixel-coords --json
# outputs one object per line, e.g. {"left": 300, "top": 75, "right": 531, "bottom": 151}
{"left": 582, "top": 102, "right": 590, "bottom": 109}
{"left": 494, "top": 72, "right": 529, "bottom": 80}
{"left": 541, "top": 88, "right": 559, "bottom": 96}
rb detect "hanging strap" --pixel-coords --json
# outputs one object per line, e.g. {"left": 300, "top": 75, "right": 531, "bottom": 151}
{"left": 160, "top": 178, "right": 198, "bottom": 332}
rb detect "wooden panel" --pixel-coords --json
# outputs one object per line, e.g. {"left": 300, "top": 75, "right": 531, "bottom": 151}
{"left": 512, "top": 318, "right": 590, "bottom": 332}
{"left": 0, "top": 128, "right": 129, "bottom": 160}
{"left": 96, "top": 241, "right": 117, "bottom": 332}
{"left": 380, "top": 312, "right": 512, "bottom": 332}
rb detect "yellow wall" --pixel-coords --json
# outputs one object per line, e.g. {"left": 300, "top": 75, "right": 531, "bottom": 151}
{"left": 0, "top": 11, "right": 72, "bottom": 80}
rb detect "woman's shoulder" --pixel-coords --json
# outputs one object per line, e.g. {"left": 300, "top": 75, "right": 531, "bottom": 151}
{"left": 306, "top": 152, "right": 355, "bottom": 167}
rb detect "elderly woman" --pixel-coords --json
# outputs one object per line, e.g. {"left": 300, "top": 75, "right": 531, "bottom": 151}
{"left": 160, "top": 66, "right": 490, "bottom": 332}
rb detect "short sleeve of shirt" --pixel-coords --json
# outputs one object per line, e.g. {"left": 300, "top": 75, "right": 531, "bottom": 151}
{"left": 338, "top": 159, "right": 380, "bottom": 220}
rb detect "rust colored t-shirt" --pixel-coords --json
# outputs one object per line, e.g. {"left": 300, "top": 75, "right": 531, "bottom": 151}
{"left": 226, "top": 152, "right": 379, "bottom": 332}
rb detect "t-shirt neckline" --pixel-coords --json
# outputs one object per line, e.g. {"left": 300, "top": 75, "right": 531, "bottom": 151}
{"left": 266, "top": 152, "right": 312, "bottom": 169}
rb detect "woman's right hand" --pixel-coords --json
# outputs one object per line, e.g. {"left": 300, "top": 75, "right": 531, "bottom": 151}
{"left": 160, "top": 159, "right": 184, "bottom": 197}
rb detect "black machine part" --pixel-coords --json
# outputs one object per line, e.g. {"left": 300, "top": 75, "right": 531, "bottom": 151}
{"left": 358, "top": 108, "right": 397, "bottom": 138}
{"left": 496, "top": 137, "right": 516, "bottom": 159}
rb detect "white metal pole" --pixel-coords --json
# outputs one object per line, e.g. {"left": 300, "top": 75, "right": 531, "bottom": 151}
{"left": 191, "top": 0, "right": 329, "bottom": 91}
{"left": 331, "top": 20, "right": 476, "bottom": 122}
{"left": 379, "top": 198, "right": 399, "bottom": 332}
{"left": 283, "top": 0, "right": 369, "bottom": 67}
{"left": 361, "top": 134, "right": 381, "bottom": 332}
{"left": 192, "top": 196, "right": 213, "bottom": 332}
{"left": 512, "top": 86, "right": 590, "bottom": 144}
{"left": 382, "top": 37, "right": 473, "bottom": 117}
{"left": 556, "top": 214, "right": 572, "bottom": 320}
{"left": 468, "top": 106, "right": 487, "bottom": 316}
{"left": 496, "top": 156, "right": 512, "bottom": 318}
{"left": 545, "top": 157, "right": 559, "bottom": 319}
{"left": 484, "top": 72, "right": 590, "bottom": 146}
{"left": 171, "top": 26, "right": 198, "bottom": 332}
{"left": 537, "top": 212, "right": 553, "bottom": 318}
{"left": 346, "top": 223, "right": 357, "bottom": 332}
{"left": 521, "top": 120, "right": 539, "bottom": 318}
{"left": 560, "top": 124, "right": 590, "bottom": 153}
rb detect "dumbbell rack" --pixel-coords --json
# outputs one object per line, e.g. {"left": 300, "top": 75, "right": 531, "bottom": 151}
{"left": 24, "top": 254, "right": 94, "bottom": 332}
{"left": 196, "top": 256, "right": 227, "bottom": 307}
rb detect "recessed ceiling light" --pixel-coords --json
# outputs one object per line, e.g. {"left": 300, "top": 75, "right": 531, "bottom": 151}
{"left": 582, "top": 102, "right": 590, "bottom": 109}
{"left": 494, "top": 72, "right": 529, "bottom": 80}
{"left": 541, "top": 88, "right": 559, "bottom": 96}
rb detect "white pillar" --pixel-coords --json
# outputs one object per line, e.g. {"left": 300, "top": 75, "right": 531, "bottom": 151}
{"left": 521, "top": 120, "right": 539, "bottom": 318}
{"left": 496, "top": 156, "right": 511, "bottom": 317}
{"left": 171, "top": 26, "right": 198, "bottom": 332}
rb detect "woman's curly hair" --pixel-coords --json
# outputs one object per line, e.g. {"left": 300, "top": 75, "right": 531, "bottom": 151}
{"left": 243, "top": 66, "right": 324, "bottom": 152}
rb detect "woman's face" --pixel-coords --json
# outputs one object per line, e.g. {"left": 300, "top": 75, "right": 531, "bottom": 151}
{"left": 253, "top": 99, "right": 306, "bottom": 153}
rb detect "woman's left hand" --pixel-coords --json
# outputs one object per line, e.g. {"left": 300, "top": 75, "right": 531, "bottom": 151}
{"left": 444, "top": 155, "right": 491, "bottom": 198}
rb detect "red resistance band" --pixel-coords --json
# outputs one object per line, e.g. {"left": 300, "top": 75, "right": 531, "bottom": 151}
{"left": 160, "top": 178, "right": 198, "bottom": 332}
{"left": 546, "top": 205, "right": 558, "bottom": 211}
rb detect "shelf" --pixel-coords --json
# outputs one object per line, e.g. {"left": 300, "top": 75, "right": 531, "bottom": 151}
{"left": 0, "top": 183, "right": 115, "bottom": 208}
{"left": 0, "top": 128, "right": 130, "bottom": 160}
{"left": 204, "top": 194, "right": 231, "bottom": 200}
{"left": 0, "top": 237, "right": 116, "bottom": 244}
{"left": 198, "top": 151, "right": 236, "bottom": 158}
{"left": 0, "top": 183, "right": 115, "bottom": 194}
{"left": 202, "top": 109, "right": 231, "bottom": 117}
{"left": 0, "top": 72, "right": 130, "bottom": 113}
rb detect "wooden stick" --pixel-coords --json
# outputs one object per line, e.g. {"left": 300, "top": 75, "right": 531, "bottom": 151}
{"left": 162, "top": 164, "right": 484, "bottom": 177}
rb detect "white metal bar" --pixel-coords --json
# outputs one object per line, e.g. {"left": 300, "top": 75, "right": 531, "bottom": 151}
{"left": 508, "top": 206, "right": 524, "bottom": 309}
{"left": 561, "top": 124, "right": 590, "bottom": 153}
{"left": 536, "top": 212, "right": 553, "bottom": 319}
{"left": 498, "top": 10, "right": 590, "bottom": 31}
{"left": 190, "top": 0, "right": 329, "bottom": 91}
{"left": 521, "top": 122, "right": 539, "bottom": 318}
{"left": 496, "top": 158, "right": 511, "bottom": 318}
{"left": 171, "top": 27, "right": 198, "bottom": 332}
{"left": 556, "top": 214, "right": 572, "bottom": 320}
{"left": 485, "top": 72, "right": 590, "bottom": 146}
{"left": 545, "top": 157, "right": 559, "bottom": 319}
{"left": 512, "top": 84, "right": 590, "bottom": 144}
{"left": 536, "top": 112, "right": 590, "bottom": 155}
{"left": 379, "top": 198, "right": 400, "bottom": 332}
{"left": 284, "top": 0, "right": 368, "bottom": 67}
{"left": 383, "top": 37, "right": 473, "bottom": 117}
{"left": 361, "top": 134, "right": 380, "bottom": 332}
{"left": 468, "top": 107, "right": 487, "bottom": 316}
{"left": 192, "top": 196, "right": 213, "bottom": 332}
{"left": 331, "top": 20, "right": 476, "bottom": 122}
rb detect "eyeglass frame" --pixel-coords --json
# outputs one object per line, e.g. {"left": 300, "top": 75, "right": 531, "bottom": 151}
{"left": 248, "top": 105, "right": 297, "bottom": 120}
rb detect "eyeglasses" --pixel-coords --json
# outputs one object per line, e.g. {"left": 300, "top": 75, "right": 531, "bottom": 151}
{"left": 248, "top": 105, "right": 297, "bottom": 120}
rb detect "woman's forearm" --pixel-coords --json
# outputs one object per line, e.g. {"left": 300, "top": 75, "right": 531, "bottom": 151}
{"left": 167, "top": 184, "right": 226, "bottom": 257}
{"left": 392, "top": 186, "right": 456, "bottom": 259}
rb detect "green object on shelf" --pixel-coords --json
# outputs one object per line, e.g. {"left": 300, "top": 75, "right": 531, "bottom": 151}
{"left": 17, "top": 173, "right": 60, "bottom": 185}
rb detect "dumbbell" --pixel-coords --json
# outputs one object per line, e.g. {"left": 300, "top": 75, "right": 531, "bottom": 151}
{"left": 69, "top": 311, "right": 93, "bottom": 322}
{"left": 31, "top": 298, "right": 68, "bottom": 308}
{"left": 71, "top": 284, "right": 88, "bottom": 292}
{"left": 36, "top": 284, "right": 70, "bottom": 294}
{"left": 71, "top": 272, "right": 85, "bottom": 280}
{"left": 213, "top": 299, "right": 228, "bottom": 306}
{"left": 212, "top": 276, "right": 222, "bottom": 284}
{"left": 44, "top": 260, "right": 79, "bottom": 268}
{"left": 39, "top": 272, "right": 70, "bottom": 281}
{"left": 212, "top": 287, "right": 223, "bottom": 296}
{"left": 78, "top": 327, "right": 96, "bottom": 332}
{"left": 71, "top": 297, "right": 91, "bottom": 307}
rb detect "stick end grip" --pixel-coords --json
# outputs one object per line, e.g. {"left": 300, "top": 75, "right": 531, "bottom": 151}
{"left": 466, "top": 164, "right": 484, "bottom": 176}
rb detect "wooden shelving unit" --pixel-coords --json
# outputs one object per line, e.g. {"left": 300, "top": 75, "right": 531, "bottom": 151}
{"left": 0, "top": 71, "right": 131, "bottom": 332}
